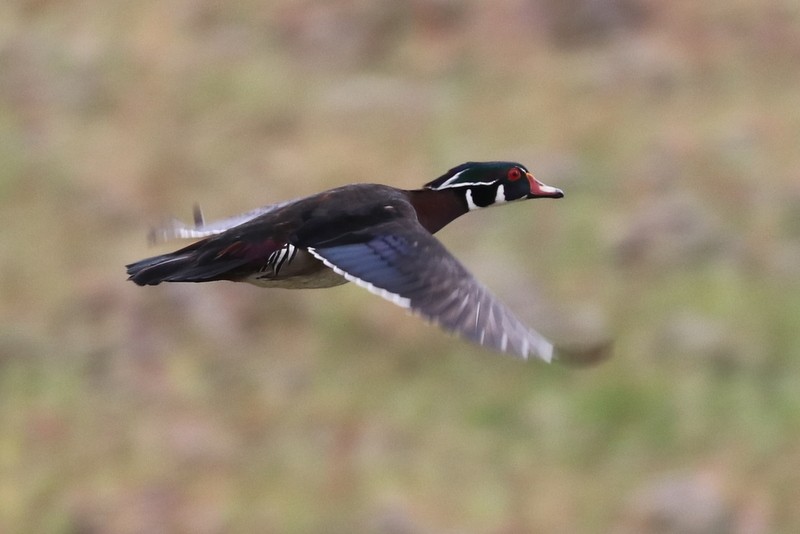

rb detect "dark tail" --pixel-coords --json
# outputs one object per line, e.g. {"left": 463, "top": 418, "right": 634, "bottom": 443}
{"left": 126, "top": 240, "right": 248, "bottom": 286}
{"left": 126, "top": 251, "right": 195, "bottom": 286}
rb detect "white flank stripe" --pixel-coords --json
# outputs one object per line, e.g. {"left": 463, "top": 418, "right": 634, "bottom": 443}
{"left": 307, "top": 248, "right": 412, "bottom": 309}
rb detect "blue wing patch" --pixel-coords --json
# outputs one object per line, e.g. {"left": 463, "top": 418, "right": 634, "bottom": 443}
{"left": 308, "top": 234, "right": 426, "bottom": 308}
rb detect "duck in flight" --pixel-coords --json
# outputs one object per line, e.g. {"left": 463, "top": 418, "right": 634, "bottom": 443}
{"left": 126, "top": 161, "right": 564, "bottom": 361}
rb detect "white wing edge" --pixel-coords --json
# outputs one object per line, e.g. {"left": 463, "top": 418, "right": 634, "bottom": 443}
{"left": 307, "top": 247, "right": 554, "bottom": 362}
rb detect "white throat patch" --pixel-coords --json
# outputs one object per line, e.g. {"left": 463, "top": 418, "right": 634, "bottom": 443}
{"left": 494, "top": 185, "right": 506, "bottom": 204}
{"left": 465, "top": 189, "right": 479, "bottom": 210}
{"left": 465, "top": 185, "right": 507, "bottom": 211}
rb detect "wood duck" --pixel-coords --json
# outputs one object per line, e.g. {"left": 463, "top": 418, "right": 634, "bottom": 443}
{"left": 126, "top": 161, "right": 564, "bottom": 361}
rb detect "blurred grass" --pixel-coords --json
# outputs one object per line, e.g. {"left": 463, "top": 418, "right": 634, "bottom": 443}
{"left": 2, "top": 0, "right": 800, "bottom": 532}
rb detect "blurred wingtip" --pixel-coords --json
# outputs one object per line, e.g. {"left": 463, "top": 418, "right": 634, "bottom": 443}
{"left": 147, "top": 218, "right": 189, "bottom": 245}
{"left": 193, "top": 202, "right": 205, "bottom": 226}
{"left": 538, "top": 341, "right": 555, "bottom": 363}
{"left": 553, "top": 338, "right": 615, "bottom": 367}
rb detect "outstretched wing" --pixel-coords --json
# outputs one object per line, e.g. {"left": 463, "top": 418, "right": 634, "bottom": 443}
{"left": 305, "top": 221, "right": 554, "bottom": 361}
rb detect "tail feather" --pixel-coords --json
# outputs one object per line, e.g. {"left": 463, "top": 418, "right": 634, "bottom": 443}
{"left": 126, "top": 253, "right": 191, "bottom": 285}
{"left": 126, "top": 241, "right": 248, "bottom": 286}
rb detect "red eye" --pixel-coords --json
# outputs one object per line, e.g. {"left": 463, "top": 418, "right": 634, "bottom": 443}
{"left": 508, "top": 167, "right": 522, "bottom": 181}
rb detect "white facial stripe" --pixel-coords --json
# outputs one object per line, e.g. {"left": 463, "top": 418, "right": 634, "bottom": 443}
{"left": 433, "top": 182, "right": 496, "bottom": 191}
{"left": 431, "top": 172, "right": 496, "bottom": 190}
{"left": 465, "top": 184, "right": 511, "bottom": 210}
{"left": 437, "top": 169, "right": 467, "bottom": 188}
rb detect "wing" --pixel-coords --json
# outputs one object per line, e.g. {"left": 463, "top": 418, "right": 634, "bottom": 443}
{"left": 149, "top": 200, "right": 296, "bottom": 244}
{"left": 306, "top": 221, "right": 554, "bottom": 362}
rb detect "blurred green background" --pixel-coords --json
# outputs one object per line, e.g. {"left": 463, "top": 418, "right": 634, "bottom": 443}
{"left": 2, "top": 0, "right": 800, "bottom": 532}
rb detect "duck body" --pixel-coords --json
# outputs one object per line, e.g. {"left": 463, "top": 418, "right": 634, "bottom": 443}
{"left": 127, "top": 162, "right": 564, "bottom": 361}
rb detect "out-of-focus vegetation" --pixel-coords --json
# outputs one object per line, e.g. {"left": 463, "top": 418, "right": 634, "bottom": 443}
{"left": 1, "top": 0, "right": 799, "bottom": 532}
